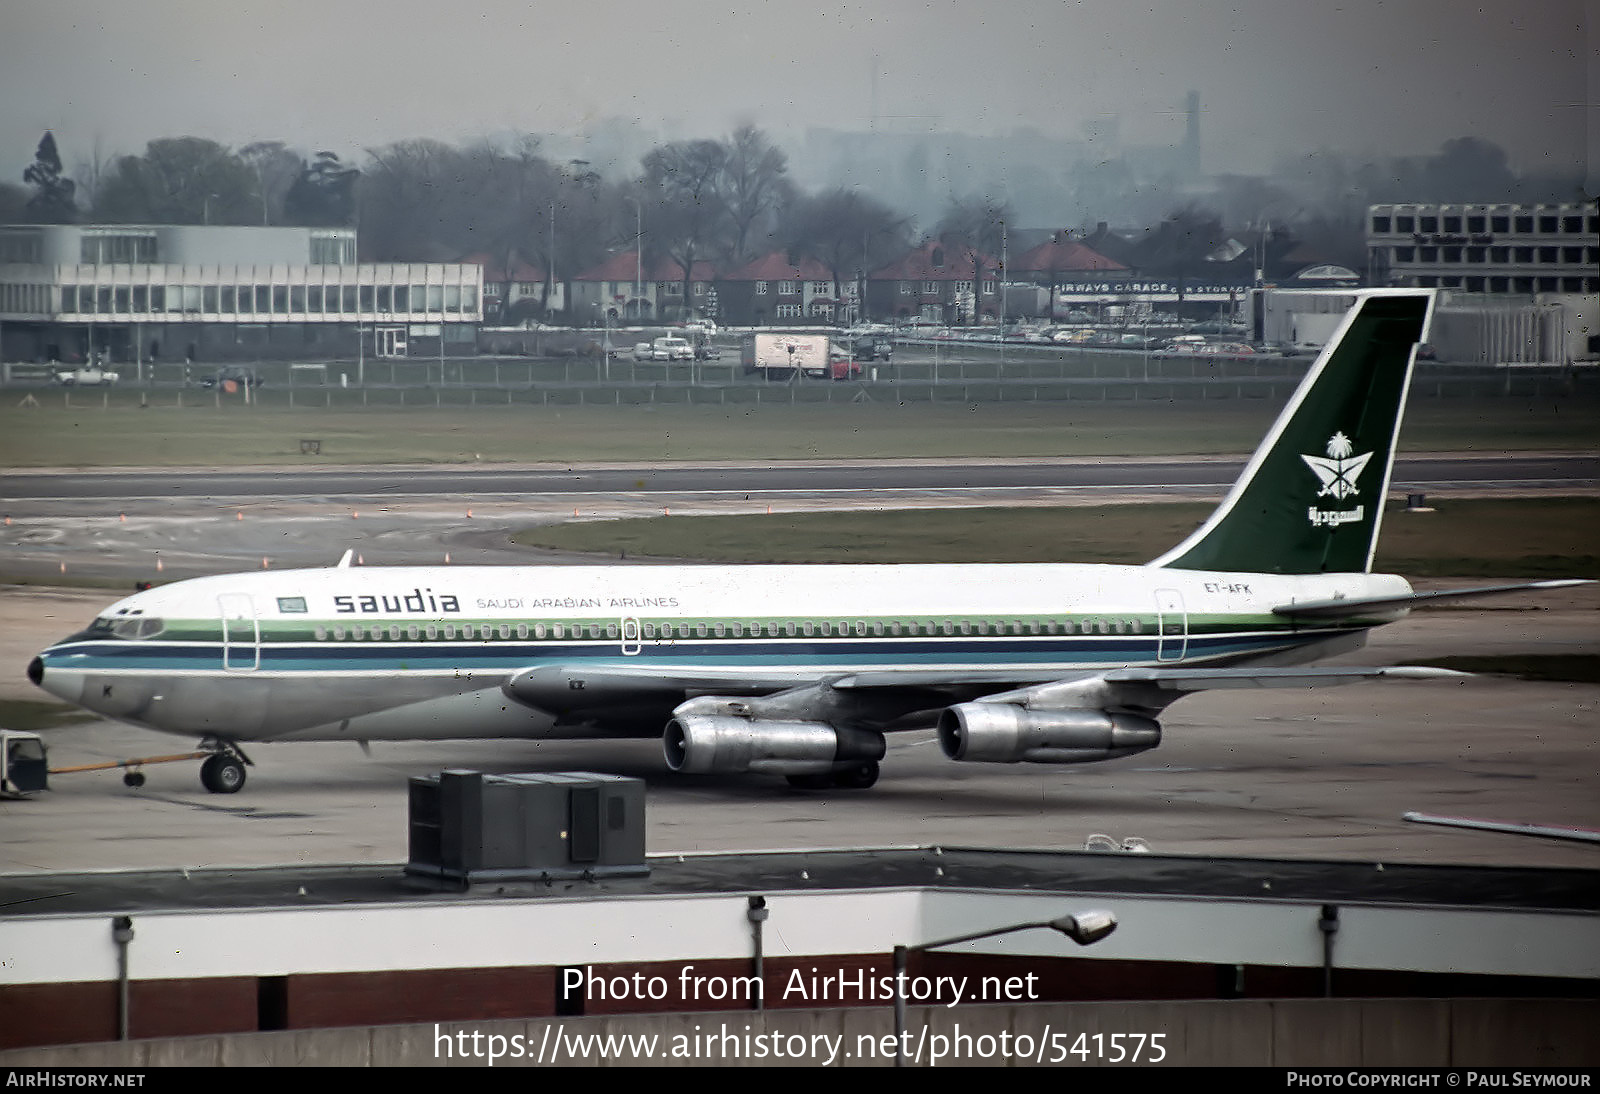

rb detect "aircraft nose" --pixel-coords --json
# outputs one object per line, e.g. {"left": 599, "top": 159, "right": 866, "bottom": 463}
{"left": 27, "top": 656, "right": 44, "bottom": 687}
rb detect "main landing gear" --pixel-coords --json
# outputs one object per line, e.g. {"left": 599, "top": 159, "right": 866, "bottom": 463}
{"left": 198, "top": 738, "right": 253, "bottom": 794}
{"left": 785, "top": 760, "right": 880, "bottom": 791}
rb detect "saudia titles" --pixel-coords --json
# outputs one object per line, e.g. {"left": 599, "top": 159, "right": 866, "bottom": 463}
{"left": 333, "top": 588, "right": 461, "bottom": 614}
{"left": 1302, "top": 432, "right": 1373, "bottom": 529}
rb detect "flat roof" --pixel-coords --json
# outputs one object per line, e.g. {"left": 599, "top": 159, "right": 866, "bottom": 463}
{"left": 5, "top": 846, "right": 1596, "bottom": 920}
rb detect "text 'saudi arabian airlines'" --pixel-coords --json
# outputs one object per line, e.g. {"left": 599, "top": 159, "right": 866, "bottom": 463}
{"left": 30, "top": 291, "right": 1580, "bottom": 793}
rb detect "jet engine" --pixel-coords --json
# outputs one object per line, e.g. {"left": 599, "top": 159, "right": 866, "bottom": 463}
{"left": 665, "top": 713, "right": 885, "bottom": 776}
{"left": 937, "top": 704, "right": 1160, "bottom": 764}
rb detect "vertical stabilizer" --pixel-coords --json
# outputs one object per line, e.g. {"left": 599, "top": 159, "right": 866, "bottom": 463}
{"left": 1151, "top": 291, "right": 1433, "bottom": 574}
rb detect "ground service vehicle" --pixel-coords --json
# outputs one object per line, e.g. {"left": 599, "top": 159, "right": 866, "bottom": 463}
{"left": 742, "top": 332, "right": 860, "bottom": 380}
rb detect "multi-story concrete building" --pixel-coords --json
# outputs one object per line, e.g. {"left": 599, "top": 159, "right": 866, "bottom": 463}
{"left": 1367, "top": 203, "right": 1598, "bottom": 294}
{"left": 0, "top": 224, "right": 482, "bottom": 367}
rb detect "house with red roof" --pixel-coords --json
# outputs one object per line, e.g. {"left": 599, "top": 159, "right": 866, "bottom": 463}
{"left": 567, "top": 251, "right": 719, "bottom": 323}
{"left": 459, "top": 252, "right": 559, "bottom": 324}
{"left": 717, "top": 251, "right": 861, "bottom": 326}
{"left": 864, "top": 240, "right": 1000, "bottom": 324}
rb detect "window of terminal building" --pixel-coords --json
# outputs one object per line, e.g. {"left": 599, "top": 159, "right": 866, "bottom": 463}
{"left": 1539, "top": 247, "right": 1557, "bottom": 264}
{"left": 445, "top": 285, "right": 460, "bottom": 313}
{"left": 95, "top": 286, "right": 110, "bottom": 312}
{"left": 1539, "top": 216, "right": 1558, "bottom": 233}
{"left": 1394, "top": 246, "right": 1414, "bottom": 262}
{"left": 1419, "top": 216, "right": 1437, "bottom": 233}
{"left": 1515, "top": 216, "right": 1533, "bottom": 233}
{"left": 1466, "top": 247, "right": 1484, "bottom": 263}
{"left": 79, "top": 233, "right": 156, "bottom": 264}
{"left": 0, "top": 230, "right": 43, "bottom": 263}
{"left": 1562, "top": 277, "right": 1585, "bottom": 292}
{"left": 343, "top": 285, "right": 358, "bottom": 312}
{"left": 1371, "top": 216, "right": 1391, "bottom": 233}
{"left": 1515, "top": 247, "right": 1533, "bottom": 263}
{"left": 1465, "top": 277, "right": 1484, "bottom": 291}
{"left": 393, "top": 286, "right": 408, "bottom": 311}
{"left": 1442, "top": 247, "right": 1461, "bottom": 262}
{"left": 1467, "top": 216, "right": 1485, "bottom": 233}
{"left": 1562, "top": 247, "right": 1582, "bottom": 264}
{"left": 272, "top": 286, "right": 287, "bottom": 313}
{"left": 1395, "top": 215, "right": 1414, "bottom": 233}
{"left": 202, "top": 286, "right": 217, "bottom": 312}
{"left": 256, "top": 285, "right": 271, "bottom": 312}
{"left": 1491, "top": 216, "right": 1509, "bottom": 233}
{"left": 1489, "top": 277, "right": 1508, "bottom": 292}
{"left": 425, "top": 285, "right": 442, "bottom": 311}
{"left": 359, "top": 285, "right": 374, "bottom": 312}
{"left": 1490, "top": 247, "right": 1508, "bottom": 263}
{"left": 150, "top": 286, "right": 164, "bottom": 311}
{"left": 133, "top": 286, "right": 148, "bottom": 311}
{"left": 1442, "top": 216, "right": 1461, "bottom": 233}
{"left": 377, "top": 286, "right": 391, "bottom": 312}
{"left": 290, "top": 286, "right": 305, "bottom": 312}
{"left": 1419, "top": 247, "right": 1437, "bottom": 262}
{"left": 1589, "top": 216, "right": 1600, "bottom": 234}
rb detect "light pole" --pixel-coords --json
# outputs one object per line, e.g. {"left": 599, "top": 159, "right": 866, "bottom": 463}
{"left": 630, "top": 196, "right": 643, "bottom": 322}
{"left": 892, "top": 909, "right": 1116, "bottom": 1067}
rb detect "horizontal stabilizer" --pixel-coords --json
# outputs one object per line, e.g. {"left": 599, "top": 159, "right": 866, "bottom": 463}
{"left": 1272, "top": 579, "right": 1593, "bottom": 619}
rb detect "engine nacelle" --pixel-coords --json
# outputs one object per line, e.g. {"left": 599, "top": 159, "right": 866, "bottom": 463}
{"left": 664, "top": 714, "right": 886, "bottom": 775}
{"left": 938, "top": 704, "right": 1161, "bottom": 764}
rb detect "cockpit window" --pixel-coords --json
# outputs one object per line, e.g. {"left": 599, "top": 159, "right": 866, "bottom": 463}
{"left": 97, "top": 616, "right": 165, "bottom": 639}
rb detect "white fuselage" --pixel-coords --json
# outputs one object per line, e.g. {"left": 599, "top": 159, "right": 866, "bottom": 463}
{"left": 33, "top": 562, "right": 1409, "bottom": 744}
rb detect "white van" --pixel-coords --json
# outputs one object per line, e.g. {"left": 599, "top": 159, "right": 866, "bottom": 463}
{"left": 652, "top": 336, "right": 693, "bottom": 361}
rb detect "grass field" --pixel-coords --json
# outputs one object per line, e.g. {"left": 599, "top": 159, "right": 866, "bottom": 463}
{"left": 510, "top": 497, "right": 1600, "bottom": 578}
{"left": 2, "top": 393, "right": 1595, "bottom": 467}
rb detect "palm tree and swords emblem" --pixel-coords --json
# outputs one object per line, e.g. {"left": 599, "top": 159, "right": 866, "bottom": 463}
{"left": 1302, "top": 432, "right": 1373, "bottom": 501}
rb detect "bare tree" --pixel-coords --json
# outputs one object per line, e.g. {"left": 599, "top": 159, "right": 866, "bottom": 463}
{"left": 94, "top": 137, "right": 257, "bottom": 224}
{"left": 937, "top": 195, "right": 1011, "bottom": 322}
{"left": 785, "top": 188, "right": 909, "bottom": 322}
{"left": 239, "top": 140, "right": 304, "bottom": 225}
{"left": 641, "top": 140, "right": 730, "bottom": 316}
{"left": 719, "top": 125, "right": 794, "bottom": 262}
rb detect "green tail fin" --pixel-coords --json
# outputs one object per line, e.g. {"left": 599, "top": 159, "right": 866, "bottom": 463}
{"left": 1151, "top": 291, "right": 1434, "bottom": 575}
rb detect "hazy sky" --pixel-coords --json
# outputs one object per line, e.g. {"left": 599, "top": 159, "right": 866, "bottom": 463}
{"left": 1, "top": 0, "right": 1593, "bottom": 189}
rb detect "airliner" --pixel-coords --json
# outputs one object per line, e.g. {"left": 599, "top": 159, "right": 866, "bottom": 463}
{"left": 28, "top": 291, "right": 1580, "bottom": 793}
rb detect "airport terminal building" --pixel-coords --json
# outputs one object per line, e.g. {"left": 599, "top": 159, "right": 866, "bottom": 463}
{"left": 0, "top": 224, "right": 482, "bottom": 368}
{"left": 1367, "top": 202, "right": 1598, "bottom": 295}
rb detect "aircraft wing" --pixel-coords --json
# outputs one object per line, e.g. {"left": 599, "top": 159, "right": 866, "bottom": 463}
{"left": 1272, "top": 578, "right": 1592, "bottom": 620}
{"left": 504, "top": 660, "right": 1466, "bottom": 722}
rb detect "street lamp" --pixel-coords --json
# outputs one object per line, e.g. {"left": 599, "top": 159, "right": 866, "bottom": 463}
{"left": 892, "top": 909, "right": 1116, "bottom": 1067}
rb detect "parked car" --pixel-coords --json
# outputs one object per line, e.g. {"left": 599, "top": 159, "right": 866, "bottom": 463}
{"left": 56, "top": 364, "right": 119, "bottom": 386}
{"left": 200, "top": 367, "right": 262, "bottom": 390}
{"left": 632, "top": 342, "right": 654, "bottom": 362}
